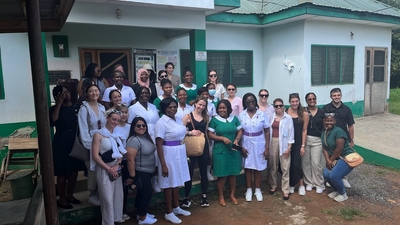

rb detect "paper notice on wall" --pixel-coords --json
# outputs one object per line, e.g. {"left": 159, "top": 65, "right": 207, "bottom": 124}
{"left": 156, "top": 50, "right": 178, "bottom": 72}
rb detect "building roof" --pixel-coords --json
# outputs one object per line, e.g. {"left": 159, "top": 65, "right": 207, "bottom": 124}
{"left": 229, "top": 0, "right": 400, "bottom": 17}
{"left": 0, "top": 0, "right": 75, "bottom": 33}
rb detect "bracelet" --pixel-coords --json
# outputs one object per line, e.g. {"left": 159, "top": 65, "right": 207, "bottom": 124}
{"left": 301, "top": 145, "right": 305, "bottom": 147}
{"left": 129, "top": 176, "right": 135, "bottom": 179}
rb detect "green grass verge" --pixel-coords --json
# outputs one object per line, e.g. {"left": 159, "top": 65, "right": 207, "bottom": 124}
{"left": 322, "top": 207, "right": 364, "bottom": 221}
{"left": 389, "top": 88, "right": 400, "bottom": 115}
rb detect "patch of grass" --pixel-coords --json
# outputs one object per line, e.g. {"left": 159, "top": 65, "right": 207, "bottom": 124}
{"left": 322, "top": 209, "right": 335, "bottom": 215}
{"left": 389, "top": 88, "right": 400, "bottom": 115}
{"left": 377, "top": 169, "right": 386, "bottom": 175}
{"left": 337, "top": 207, "right": 364, "bottom": 221}
{"left": 303, "top": 198, "right": 312, "bottom": 203}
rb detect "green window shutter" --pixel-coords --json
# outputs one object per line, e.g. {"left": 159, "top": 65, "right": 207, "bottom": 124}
{"left": 230, "top": 51, "right": 253, "bottom": 87}
{"left": 341, "top": 47, "right": 355, "bottom": 83}
{"left": 311, "top": 46, "right": 326, "bottom": 85}
{"left": 207, "top": 51, "right": 231, "bottom": 86}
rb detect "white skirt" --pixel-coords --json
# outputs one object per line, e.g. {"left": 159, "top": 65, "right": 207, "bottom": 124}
{"left": 242, "top": 135, "right": 267, "bottom": 171}
{"left": 157, "top": 144, "right": 190, "bottom": 188}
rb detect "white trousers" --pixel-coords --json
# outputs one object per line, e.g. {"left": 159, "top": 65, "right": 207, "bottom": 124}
{"left": 302, "top": 135, "right": 325, "bottom": 189}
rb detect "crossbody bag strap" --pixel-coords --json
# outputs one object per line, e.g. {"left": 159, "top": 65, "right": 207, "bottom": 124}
{"left": 189, "top": 113, "right": 196, "bottom": 130}
{"left": 323, "top": 130, "right": 334, "bottom": 152}
{"left": 136, "top": 136, "right": 142, "bottom": 178}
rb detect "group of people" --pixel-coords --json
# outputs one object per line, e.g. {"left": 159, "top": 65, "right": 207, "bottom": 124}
{"left": 50, "top": 60, "right": 358, "bottom": 225}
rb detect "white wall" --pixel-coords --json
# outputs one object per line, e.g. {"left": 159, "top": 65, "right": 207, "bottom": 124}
{"left": 68, "top": 1, "right": 207, "bottom": 30}
{"left": 0, "top": 33, "right": 36, "bottom": 123}
{"left": 303, "top": 20, "right": 392, "bottom": 105}
{"left": 206, "top": 24, "right": 263, "bottom": 98}
{"left": 262, "top": 21, "right": 306, "bottom": 104}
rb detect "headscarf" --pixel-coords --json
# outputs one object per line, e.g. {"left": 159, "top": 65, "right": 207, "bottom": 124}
{"left": 137, "top": 68, "right": 150, "bottom": 89}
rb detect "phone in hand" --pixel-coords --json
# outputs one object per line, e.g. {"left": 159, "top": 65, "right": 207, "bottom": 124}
{"left": 232, "top": 144, "right": 243, "bottom": 151}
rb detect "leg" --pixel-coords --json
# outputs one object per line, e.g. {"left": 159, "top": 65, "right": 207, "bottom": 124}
{"left": 309, "top": 137, "right": 325, "bottom": 189}
{"left": 137, "top": 172, "right": 153, "bottom": 220}
{"left": 217, "top": 177, "right": 227, "bottom": 202}
{"left": 184, "top": 156, "right": 196, "bottom": 198}
{"left": 280, "top": 153, "right": 291, "bottom": 197}
{"left": 121, "top": 160, "right": 129, "bottom": 214}
{"left": 329, "top": 159, "right": 353, "bottom": 195}
{"left": 254, "top": 170, "right": 261, "bottom": 188}
{"left": 245, "top": 169, "right": 252, "bottom": 188}
{"left": 56, "top": 176, "right": 68, "bottom": 205}
{"left": 163, "top": 188, "right": 173, "bottom": 214}
{"left": 302, "top": 136, "right": 313, "bottom": 187}
{"left": 113, "top": 175, "right": 123, "bottom": 222}
{"left": 197, "top": 149, "right": 210, "bottom": 194}
{"left": 172, "top": 187, "right": 180, "bottom": 208}
{"left": 268, "top": 138, "right": 279, "bottom": 192}
{"left": 96, "top": 165, "right": 115, "bottom": 225}
{"left": 228, "top": 176, "right": 238, "bottom": 204}
{"left": 65, "top": 171, "right": 80, "bottom": 203}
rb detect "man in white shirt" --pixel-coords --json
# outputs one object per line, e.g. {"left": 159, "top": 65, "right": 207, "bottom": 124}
{"left": 102, "top": 71, "right": 136, "bottom": 109}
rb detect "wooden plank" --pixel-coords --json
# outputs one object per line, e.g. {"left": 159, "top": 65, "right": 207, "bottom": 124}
{"left": 7, "top": 138, "right": 38, "bottom": 150}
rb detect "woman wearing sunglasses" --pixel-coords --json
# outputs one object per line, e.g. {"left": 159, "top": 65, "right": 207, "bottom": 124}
{"left": 203, "top": 70, "right": 226, "bottom": 99}
{"left": 91, "top": 109, "right": 126, "bottom": 224}
{"left": 125, "top": 117, "right": 158, "bottom": 225}
{"left": 268, "top": 98, "right": 294, "bottom": 200}
{"left": 258, "top": 89, "right": 274, "bottom": 117}
{"left": 303, "top": 92, "right": 326, "bottom": 194}
{"left": 225, "top": 84, "right": 243, "bottom": 117}
{"left": 156, "top": 70, "right": 175, "bottom": 96}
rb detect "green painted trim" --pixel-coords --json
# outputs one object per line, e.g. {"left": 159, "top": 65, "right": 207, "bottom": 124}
{"left": 354, "top": 145, "right": 400, "bottom": 170}
{"left": 214, "top": 0, "right": 240, "bottom": 8}
{"left": 189, "top": 30, "right": 207, "bottom": 86}
{"left": 42, "top": 33, "right": 51, "bottom": 106}
{"left": 206, "top": 3, "right": 400, "bottom": 26}
{"left": 0, "top": 46, "right": 4, "bottom": 100}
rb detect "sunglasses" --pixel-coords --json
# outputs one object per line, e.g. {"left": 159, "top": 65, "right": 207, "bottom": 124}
{"left": 307, "top": 98, "right": 316, "bottom": 101}
{"left": 106, "top": 109, "right": 122, "bottom": 116}
{"left": 209, "top": 74, "right": 217, "bottom": 77}
{"left": 227, "top": 88, "right": 236, "bottom": 91}
{"left": 159, "top": 75, "right": 168, "bottom": 79}
{"left": 274, "top": 104, "right": 284, "bottom": 108}
{"left": 324, "top": 113, "right": 336, "bottom": 117}
{"left": 136, "top": 124, "right": 147, "bottom": 128}
{"left": 259, "top": 94, "right": 269, "bottom": 98}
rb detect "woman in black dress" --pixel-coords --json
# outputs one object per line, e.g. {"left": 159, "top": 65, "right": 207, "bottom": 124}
{"left": 50, "top": 85, "right": 85, "bottom": 209}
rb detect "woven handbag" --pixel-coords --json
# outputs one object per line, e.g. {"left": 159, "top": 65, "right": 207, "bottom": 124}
{"left": 184, "top": 114, "right": 205, "bottom": 157}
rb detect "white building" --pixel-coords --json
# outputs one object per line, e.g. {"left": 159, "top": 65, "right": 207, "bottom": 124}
{"left": 1, "top": 0, "right": 399, "bottom": 141}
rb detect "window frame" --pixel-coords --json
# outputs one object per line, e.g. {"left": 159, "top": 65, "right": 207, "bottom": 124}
{"left": 311, "top": 44, "right": 355, "bottom": 86}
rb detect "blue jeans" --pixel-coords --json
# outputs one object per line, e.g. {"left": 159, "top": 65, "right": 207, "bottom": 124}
{"left": 323, "top": 159, "right": 353, "bottom": 195}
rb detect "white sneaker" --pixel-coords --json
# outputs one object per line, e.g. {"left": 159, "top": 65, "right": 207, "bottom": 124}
{"left": 122, "top": 214, "right": 130, "bottom": 220}
{"left": 173, "top": 206, "right": 191, "bottom": 216}
{"left": 88, "top": 195, "right": 101, "bottom": 206}
{"left": 136, "top": 213, "right": 156, "bottom": 220}
{"left": 325, "top": 182, "right": 331, "bottom": 188}
{"left": 334, "top": 193, "right": 348, "bottom": 202}
{"left": 298, "top": 186, "right": 306, "bottom": 196}
{"left": 138, "top": 216, "right": 157, "bottom": 225}
{"left": 342, "top": 179, "right": 351, "bottom": 188}
{"left": 289, "top": 186, "right": 295, "bottom": 194}
{"left": 245, "top": 189, "right": 253, "bottom": 202}
{"left": 316, "top": 187, "right": 325, "bottom": 194}
{"left": 328, "top": 191, "right": 339, "bottom": 199}
{"left": 152, "top": 176, "right": 162, "bottom": 192}
{"left": 306, "top": 185, "right": 313, "bottom": 191}
{"left": 254, "top": 190, "right": 263, "bottom": 202}
{"left": 115, "top": 219, "right": 125, "bottom": 224}
{"left": 165, "top": 213, "right": 182, "bottom": 224}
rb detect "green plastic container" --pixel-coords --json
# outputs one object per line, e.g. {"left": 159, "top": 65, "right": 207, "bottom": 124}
{"left": 7, "top": 170, "right": 34, "bottom": 200}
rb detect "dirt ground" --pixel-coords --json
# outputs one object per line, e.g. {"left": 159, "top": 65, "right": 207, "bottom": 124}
{"left": 75, "top": 163, "right": 400, "bottom": 225}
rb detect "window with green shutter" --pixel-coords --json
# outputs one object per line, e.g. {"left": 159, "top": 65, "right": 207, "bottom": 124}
{"left": 180, "top": 50, "right": 253, "bottom": 87}
{"left": 311, "top": 45, "right": 355, "bottom": 85}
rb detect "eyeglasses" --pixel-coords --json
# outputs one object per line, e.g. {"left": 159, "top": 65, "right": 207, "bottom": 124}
{"left": 209, "top": 74, "right": 217, "bottom": 78}
{"left": 227, "top": 88, "right": 236, "bottom": 91}
{"left": 274, "top": 104, "right": 283, "bottom": 108}
{"left": 307, "top": 98, "right": 316, "bottom": 101}
{"left": 136, "top": 124, "right": 147, "bottom": 128}
{"left": 259, "top": 94, "right": 269, "bottom": 98}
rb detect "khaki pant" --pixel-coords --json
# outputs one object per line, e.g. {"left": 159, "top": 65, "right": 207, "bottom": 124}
{"left": 302, "top": 135, "right": 325, "bottom": 189}
{"left": 268, "top": 138, "right": 291, "bottom": 194}
{"left": 85, "top": 161, "right": 97, "bottom": 191}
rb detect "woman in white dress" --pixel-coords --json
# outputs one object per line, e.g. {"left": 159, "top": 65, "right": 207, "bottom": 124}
{"left": 239, "top": 93, "right": 270, "bottom": 202}
{"left": 155, "top": 97, "right": 191, "bottom": 224}
{"left": 175, "top": 88, "right": 193, "bottom": 122}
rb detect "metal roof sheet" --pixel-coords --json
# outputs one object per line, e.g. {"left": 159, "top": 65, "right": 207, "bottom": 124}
{"left": 229, "top": 0, "right": 400, "bottom": 17}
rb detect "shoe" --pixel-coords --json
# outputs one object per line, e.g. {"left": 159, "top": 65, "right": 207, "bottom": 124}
{"left": 201, "top": 196, "right": 209, "bottom": 207}
{"left": 88, "top": 195, "right": 101, "bottom": 206}
{"left": 245, "top": 189, "right": 253, "bottom": 202}
{"left": 122, "top": 214, "right": 130, "bottom": 220}
{"left": 334, "top": 193, "right": 348, "bottom": 202}
{"left": 306, "top": 185, "right": 313, "bottom": 191}
{"left": 230, "top": 196, "right": 239, "bottom": 205}
{"left": 219, "top": 198, "right": 227, "bottom": 207}
{"left": 115, "top": 219, "right": 125, "bottom": 223}
{"left": 57, "top": 200, "right": 73, "bottom": 209}
{"left": 283, "top": 195, "right": 290, "bottom": 201}
{"left": 289, "top": 186, "right": 295, "bottom": 194}
{"left": 254, "top": 190, "right": 263, "bottom": 202}
{"left": 298, "top": 186, "right": 306, "bottom": 196}
{"left": 152, "top": 176, "right": 162, "bottom": 192}
{"left": 66, "top": 196, "right": 82, "bottom": 204}
{"left": 138, "top": 216, "right": 157, "bottom": 225}
{"left": 136, "top": 213, "right": 156, "bottom": 220}
{"left": 328, "top": 191, "right": 339, "bottom": 199}
{"left": 182, "top": 198, "right": 191, "bottom": 208}
{"left": 342, "top": 179, "right": 351, "bottom": 188}
{"left": 268, "top": 189, "right": 276, "bottom": 195}
{"left": 165, "top": 213, "right": 182, "bottom": 224}
{"left": 326, "top": 182, "right": 331, "bottom": 188}
{"left": 207, "top": 173, "right": 215, "bottom": 181}
{"left": 173, "top": 206, "right": 191, "bottom": 216}
{"left": 316, "top": 187, "right": 325, "bottom": 194}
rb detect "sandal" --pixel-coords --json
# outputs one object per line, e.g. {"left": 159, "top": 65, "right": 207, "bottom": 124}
{"left": 219, "top": 198, "right": 227, "bottom": 207}
{"left": 269, "top": 189, "right": 276, "bottom": 195}
{"left": 230, "top": 197, "right": 239, "bottom": 205}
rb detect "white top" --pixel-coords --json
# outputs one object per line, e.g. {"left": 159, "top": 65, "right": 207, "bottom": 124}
{"left": 128, "top": 102, "right": 159, "bottom": 141}
{"left": 114, "top": 123, "right": 131, "bottom": 148}
{"left": 102, "top": 85, "right": 136, "bottom": 105}
{"left": 269, "top": 112, "right": 294, "bottom": 156}
{"left": 207, "top": 101, "right": 217, "bottom": 117}
{"left": 175, "top": 104, "right": 193, "bottom": 122}
{"left": 179, "top": 83, "right": 197, "bottom": 90}
{"left": 260, "top": 104, "right": 275, "bottom": 117}
{"left": 78, "top": 101, "right": 106, "bottom": 150}
{"left": 225, "top": 96, "right": 243, "bottom": 117}
{"left": 203, "top": 83, "right": 225, "bottom": 99}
